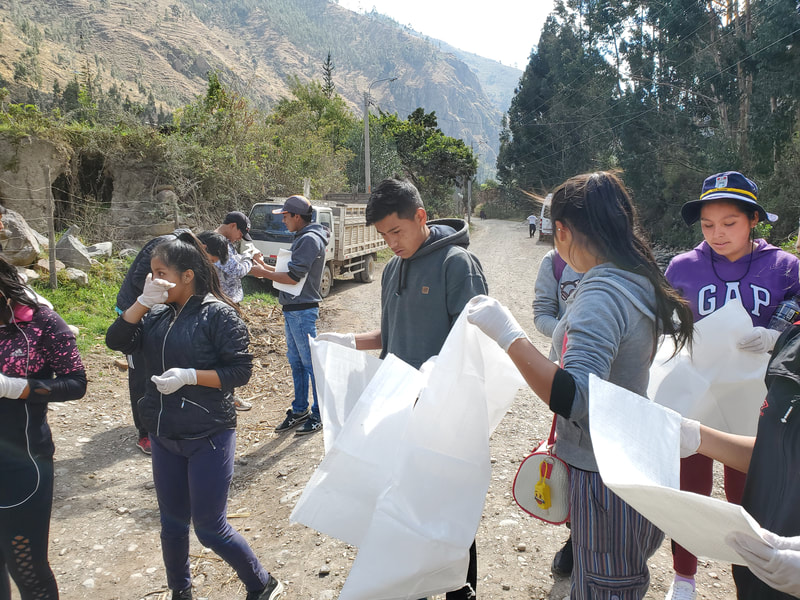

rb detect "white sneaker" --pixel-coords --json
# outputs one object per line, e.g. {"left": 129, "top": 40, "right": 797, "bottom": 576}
{"left": 665, "top": 579, "right": 696, "bottom": 600}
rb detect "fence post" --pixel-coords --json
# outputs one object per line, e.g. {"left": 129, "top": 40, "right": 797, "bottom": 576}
{"left": 46, "top": 166, "right": 57, "bottom": 290}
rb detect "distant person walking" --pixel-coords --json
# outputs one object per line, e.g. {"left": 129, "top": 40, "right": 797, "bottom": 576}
{"left": 0, "top": 254, "right": 87, "bottom": 600}
{"left": 258, "top": 196, "right": 330, "bottom": 436}
{"left": 527, "top": 213, "right": 538, "bottom": 238}
{"left": 106, "top": 232, "right": 283, "bottom": 600}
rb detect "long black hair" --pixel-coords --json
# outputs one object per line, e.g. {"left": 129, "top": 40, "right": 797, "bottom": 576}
{"left": 0, "top": 256, "right": 39, "bottom": 323}
{"left": 151, "top": 231, "right": 239, "bottom": 312}
{"left": 550, "top": 171, "right": 693, "bottom": 351}
{"left": 197, "top": 230, "right": 230, "bottom": 264}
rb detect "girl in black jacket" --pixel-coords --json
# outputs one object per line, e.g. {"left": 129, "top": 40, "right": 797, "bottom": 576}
{"left": 0, "top": 255, "right": 86, "bottom": 600}
{"left": 106, "top": 232, "right": 282, "bottom": 600}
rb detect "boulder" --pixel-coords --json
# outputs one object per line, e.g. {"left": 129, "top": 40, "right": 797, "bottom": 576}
{"left": 86, "top": 242, "right": 113, "bottom": 258}
{"left": 30, "top": 229, "right": 49, "bottom": 250}
{"left": 17, "top": 267, "right": 39, "bottom": 282}
{"left": 65, "top": 267, "right": 89, "bottom": 287}
{"left": 119, "top": 248, "right": 139, "bottom": 260}
{"left": 36, "top": 258, "right": 66, "bottom": 272}
{"left": 55, "top": 234, "right": 93, "bottom": 270}
{"left": 0, "top": 209, "right": 42, "bottom": 266}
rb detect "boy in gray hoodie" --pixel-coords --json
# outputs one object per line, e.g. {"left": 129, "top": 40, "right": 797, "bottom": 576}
{"left": 318, "top": 178, "right": 487, "bottom": 599}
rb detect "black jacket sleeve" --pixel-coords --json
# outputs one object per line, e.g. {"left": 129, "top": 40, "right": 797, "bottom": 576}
{"left": 105, "top": 315, "right": 144, "bottom": 355}
{"left": 26, "top": 371, "right": 87, "bottom": 403}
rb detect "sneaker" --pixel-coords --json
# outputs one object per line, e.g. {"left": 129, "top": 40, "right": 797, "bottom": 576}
{"left": 551, "top": 536, "right": 573, "bottom": 576}
{"left": 172, "top": 588, "right": 192, "bottom": 600}
{"left": 275, "top": 408, "right": 309, "bottom": 432}
{"left": 233, "top": 395, "right": 252, "bottom": 411}
{"left": 136, "top": 436, "right": 151, "bottom": 455}
{"left": 295, "top": 416, "right": 322, "bottom": 436}
{"left": 665, "top": 579, "right": 696, "bottom": 600}
{"left": 246, "top": 576, "right": 284, "bottom": 600}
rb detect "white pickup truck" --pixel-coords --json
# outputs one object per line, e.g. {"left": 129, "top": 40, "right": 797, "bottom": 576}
{"left": 247, "top": 200, "right": 387, "bottom": 297}
{"left": 538, "top": 193, "right": 553, "bottom": 241}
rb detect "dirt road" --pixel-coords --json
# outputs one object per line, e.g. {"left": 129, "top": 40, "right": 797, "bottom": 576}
{"left": 30, "top": 218, "right": 736, "bottom": 600}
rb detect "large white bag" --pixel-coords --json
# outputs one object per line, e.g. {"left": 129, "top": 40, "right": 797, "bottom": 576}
{"left": 648, "top": 299, "right": 769, "bottom": 435}
{"left": 292, "top": 311, "right": 525, "bottom": 600}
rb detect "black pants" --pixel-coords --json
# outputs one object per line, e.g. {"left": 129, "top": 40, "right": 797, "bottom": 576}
{"left": 0, "top": 457, "right": 58, "bottom": 600}
{"left": 529, "top": 224, "right": 536, "bottom": 237}
{"left": 445, "top": 540, "right": 477, "bottom": 599}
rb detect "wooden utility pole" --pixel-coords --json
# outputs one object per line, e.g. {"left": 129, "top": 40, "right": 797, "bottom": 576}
{"left": 46, "top": 167, "right": 57, "bottom": 289}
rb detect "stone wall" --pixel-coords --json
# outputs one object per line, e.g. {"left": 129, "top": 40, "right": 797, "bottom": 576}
{"left": 0, "top": 135, "right": 181, "bottom": 249}
{"left": 0, "top": 135, "right": 66, "bottom": 233}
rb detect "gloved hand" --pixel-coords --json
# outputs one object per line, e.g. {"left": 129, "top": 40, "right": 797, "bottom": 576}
{"left": 240, "top": 244, "right": 259, "bottom": 259}
{"left": 727, "top": 528, "right": 800, "bottom": 597}
{"left": 316, "top": 332, "right": 356, "bottom": 349}
{"left": 0, "top": 372, "right": 28, "bottom": 399}
{"left": 466, "top": 295, "right": 528, "bottom": 352}
{"left": 680, "top": 417, "right": 701, "bottom": 458}
{"left": 151, "top": 368, "right": 197, "bottom": 395}
{"left": 137, "top": 273, "right": 175, "bottom": 308}
{"left": 738, "top": 327, "right": 781, "bottom": 353}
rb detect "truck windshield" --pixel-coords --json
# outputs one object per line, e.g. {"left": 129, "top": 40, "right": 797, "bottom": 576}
{"left": 249, "top": 204, "right": 294, "bottom": 242}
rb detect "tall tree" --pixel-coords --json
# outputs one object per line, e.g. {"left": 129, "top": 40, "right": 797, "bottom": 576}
{"left": 322, "top": 51, "right": 335, "bottom": 99}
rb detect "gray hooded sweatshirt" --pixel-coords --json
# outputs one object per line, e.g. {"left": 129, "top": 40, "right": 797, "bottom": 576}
{"left": 551, "top": 263, "right": 659, "bottom": 472}
{"left": 380, "top": 219, "right": 487, "bottom": 369}
{"left": 279, "top": 222, "right": 330, "bottom": 306}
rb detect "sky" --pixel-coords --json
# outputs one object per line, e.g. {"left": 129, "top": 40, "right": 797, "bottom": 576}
{"left": 335, "top": 0, "right": 556, "bottom": 70}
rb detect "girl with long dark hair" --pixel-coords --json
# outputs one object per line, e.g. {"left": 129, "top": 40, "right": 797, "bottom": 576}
{"left": 0, "top": 253, "right": 86, "bottom": 600}
{"left": 105, "top": 231, "right": 282, "bottom": 600}
{"left": 663, "top": 172, "right": 800, "bottom": 600}
{"left": 467, "top": 171, "right": 693, "bottom": 599}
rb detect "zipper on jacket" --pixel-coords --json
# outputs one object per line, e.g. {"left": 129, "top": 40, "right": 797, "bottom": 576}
{"left": 156, "top": 303, "right": 180, "bottom": 436}
{"left": 180, "top": 396, "right": 210, "bottom": 413}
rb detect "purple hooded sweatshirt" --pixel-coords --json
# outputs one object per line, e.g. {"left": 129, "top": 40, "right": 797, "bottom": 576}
{"left": 666, "top": 239, "right": 800, "bottom": 327}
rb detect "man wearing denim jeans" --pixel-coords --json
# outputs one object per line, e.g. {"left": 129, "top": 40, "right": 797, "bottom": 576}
{"left": 259, "top": 196, "right": 330, "bottom": 435}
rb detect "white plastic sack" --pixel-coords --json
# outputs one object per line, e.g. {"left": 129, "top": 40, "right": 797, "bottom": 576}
{"left": 309, "top": 337, "right": 383, "bottom": 452}
{"left": 590, "top": 375, "right": 763, "bottom": 565}
{"left": 648, "top": 299, "right": 769, "bottom": 435}
{"left": 292, "top": 311, "right": 526, "bottom": 600}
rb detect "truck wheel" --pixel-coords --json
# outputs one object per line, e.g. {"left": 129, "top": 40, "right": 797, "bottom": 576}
{"left": 320, "top": 264, "right": 333, "bottom": 298}
{"left": 356, "top": 254, "right": 376, "bottom": 283}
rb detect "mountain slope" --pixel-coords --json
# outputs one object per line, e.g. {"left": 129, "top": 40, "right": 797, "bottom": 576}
{"left": 0, "top": 0, "right": 505, "bottom": 180}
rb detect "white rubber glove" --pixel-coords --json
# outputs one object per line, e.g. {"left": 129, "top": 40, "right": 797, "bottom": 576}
{"left": 680, "top": 417, "right": 701, "bottom": 458}
{"left": 315, "top": 332, "right": 356, "bottom": 349}
{"left": 727, "top": 528, "right": 800, "bottom": 597}
{"left": 466, "top": 295, "right": 528, "bottom": 352}
{"left": 738, "top": 327, "right": 781, "bottom": 353}
{"left": 240, "top": 243, "right": 258, "bottom": 259}
{"left": 0, "top": 372, "right": 28, "bottom": 399}
{"left": 151, "top": 368, "right": 197, "bottom": 395}
{"left": 137, "top": 274, "right": 175, "bottom": 308}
